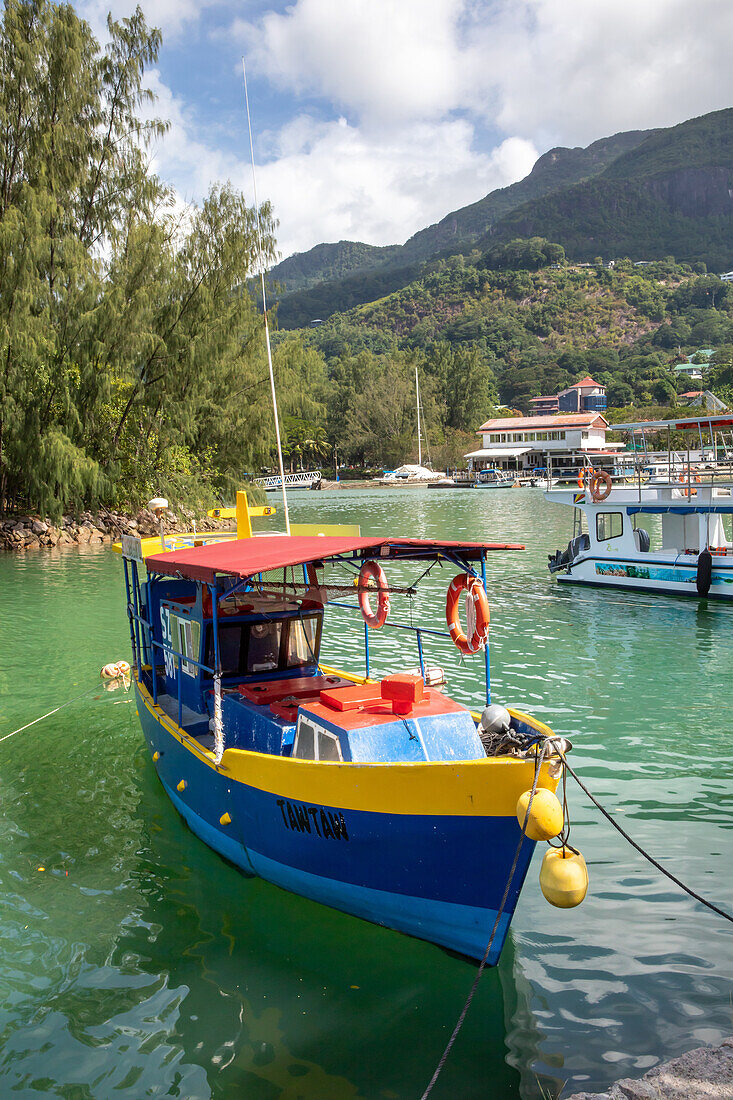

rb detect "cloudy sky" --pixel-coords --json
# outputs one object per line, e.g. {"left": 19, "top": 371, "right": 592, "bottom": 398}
{"left": 76, "top": 0, "right": 733, "bottom": 261}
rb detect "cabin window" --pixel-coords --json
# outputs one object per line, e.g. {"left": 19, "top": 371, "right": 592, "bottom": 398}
{"left": 293, "top": 720, "right": 316, "bottom": 759}
{"left": 318, "top": 730, "right": 343, "bottom": 762}
{"left": 176, "top": 616, "right": 200, "bottom": 677}
{"left": 285, "top": 615, "right": 320, "bottom": 669}
{"left": 247, "top": 621, "right": 283, "bottom": 673}
{"left": 293, "top": 717, "right": 343, "bottom": 761}
{"left": 596, "top": 512, "right": 623, "bottom": 541}
{"left": 206, "top": 612, "right": 322, "bottom": 678}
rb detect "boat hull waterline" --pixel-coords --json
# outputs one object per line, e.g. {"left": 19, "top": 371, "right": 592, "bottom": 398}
{"left": 136, "top": 678, "right": 555, "bottom": 962}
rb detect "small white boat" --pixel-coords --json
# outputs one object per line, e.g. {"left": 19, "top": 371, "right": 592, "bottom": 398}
{"left": 376, "top": 464, "right": 437, "bottom": 485}
{"left": 476, "top": 469, "right": 515, "bottom": 489}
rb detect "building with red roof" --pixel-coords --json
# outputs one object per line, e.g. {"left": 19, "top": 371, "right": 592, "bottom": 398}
{"left": 529, "top": 376, "right": 606, "bottom": 417}
{"left": 465, "top": 412, "right": 621, "bottom": 475}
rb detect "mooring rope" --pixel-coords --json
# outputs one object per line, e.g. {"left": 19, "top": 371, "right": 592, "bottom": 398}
{"left": 420, "top": 739, "right": 552, "bottom": 1100}
{"left": 559, "top": 751, "right": 733, "bottom": 925}
{"left": 0, "top": 682, "right": 104, "bottom": 744}
{"left": 421, "top": 738, "right": 733, "bottom": 1097}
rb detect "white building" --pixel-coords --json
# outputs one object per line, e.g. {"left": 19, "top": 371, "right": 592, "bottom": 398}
{"left": 465, "top": 413, "right": 617, "bottom": 473}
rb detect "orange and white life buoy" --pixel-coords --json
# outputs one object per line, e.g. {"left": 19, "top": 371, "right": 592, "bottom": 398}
{"left": 590, "top": 470, "right": 612, "bottom": 502}
{"left": 446, "top": 574, "right": 490, "bottom": 655}
{"left": 358, "top": 560, "right": 390, "bottom": 628}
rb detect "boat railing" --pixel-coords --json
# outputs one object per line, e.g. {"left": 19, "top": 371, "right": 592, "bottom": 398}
{"left": 122, "top": 559, "right": 222, "bottom": 733}
{"left": 124, "top": 594, "right": 217, "bottom": 730}
{"left": 546, "top": 457, "right": 733, "bottom": 496}
{"left": 328, "top": 600, "right": 472, "bottom": 694}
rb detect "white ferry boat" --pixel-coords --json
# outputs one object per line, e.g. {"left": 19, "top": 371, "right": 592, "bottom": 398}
{"left": 545, "top": 414, "right": 733, "bottom": 600}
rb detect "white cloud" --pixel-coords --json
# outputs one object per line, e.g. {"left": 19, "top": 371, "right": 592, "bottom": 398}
{"left": 142, "top": 80, "right": 538, "bottom": 256}
{"left": 235, "top": 0, "right": 733, "bottom": 146}
{"left": 77, "top": 0, "right": 217, "bottom": 44}
{"left": 233, "top": 0, "right": 474, "bottom": 126}
{"left": 255, "top": 120, "right": 538, "bottom": 255}
{"left": 74, "top": 0, "right": 733, "bottom": 261}
{"left": 468, "top": 0, "right": 733, "bottom": 147}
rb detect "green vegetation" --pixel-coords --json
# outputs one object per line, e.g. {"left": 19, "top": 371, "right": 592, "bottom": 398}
{"left": 270, "top": 128, "right": 654, "bottom": 327}
{"left": 278, "top": 251, "right": 733, "bottom": 468}
{"left": 0, "top": 0, "right": 295, "bottom": 518}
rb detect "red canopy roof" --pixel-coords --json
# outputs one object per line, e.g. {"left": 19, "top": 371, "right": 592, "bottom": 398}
{"left": 145, "top": 534, "right": 524, "bottom": 583}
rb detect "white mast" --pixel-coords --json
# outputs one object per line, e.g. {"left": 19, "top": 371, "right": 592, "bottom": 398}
{"left": 415, "top": 365, "right": 422, "bottom": 468}
{"left": 242, "top": 58, "right": 290, "bottom": 535}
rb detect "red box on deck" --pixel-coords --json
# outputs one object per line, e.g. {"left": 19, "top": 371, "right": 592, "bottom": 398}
{"left": 381, "top": 674, "right": 424, "bottom": 715}
{"left": 380, "top": 674, "right": 424, "bottom": 703}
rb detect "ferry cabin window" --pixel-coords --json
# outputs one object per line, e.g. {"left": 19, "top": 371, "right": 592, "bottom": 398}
{"left": 318, "top": 730, "right": 342, "bottom": 762}
{"left": 176, "top": 616, "right": 200, "bottom": 677}
{"left": 248, "top": 621, "right": 283, "bottom": 673}
{"left": 596, "top": 512, "right": 623, "bottom": 541}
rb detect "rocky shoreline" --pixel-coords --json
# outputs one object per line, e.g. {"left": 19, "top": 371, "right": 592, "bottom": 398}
{"left": 567, "top": 1036, "right": 733, "bottom": 1099}
{"left": 0, "top": 508, "right": 234, "bottom": 552}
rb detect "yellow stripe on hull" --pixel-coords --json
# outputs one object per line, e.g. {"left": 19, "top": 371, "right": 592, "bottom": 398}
{"left": 135, "top": 676, "right": 560, "bottom": 818}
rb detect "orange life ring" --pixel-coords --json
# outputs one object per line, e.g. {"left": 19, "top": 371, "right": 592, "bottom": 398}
{"left": 590, "top": 470, "right": 612, "bottom": 502}
{"left": 358, "top": 560, "right": 390, "bottom": 628}
{"left": 446, "top": 574, "right": 490, "bottom": 655}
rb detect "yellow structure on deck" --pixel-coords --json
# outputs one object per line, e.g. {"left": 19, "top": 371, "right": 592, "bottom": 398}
{"left": 113, "top": 490, "right": 360, "bottom": 559}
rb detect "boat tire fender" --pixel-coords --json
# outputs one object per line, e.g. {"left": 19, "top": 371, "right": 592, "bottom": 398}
{"left": 358, "top": 560, "right": 390, "bottom": 628}
{"left": 697, "top": 549, "right": 713, "bottom": 597}
{"left": 446, "top": 574, "right": 490, "bottom": 655}
{"left": 590, "top": 470, "right": 612, "bottom": 502}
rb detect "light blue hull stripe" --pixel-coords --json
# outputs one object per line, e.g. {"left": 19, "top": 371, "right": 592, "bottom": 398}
{"left": 164, "top": 779, "right": 255, "bottom": 874}
{"left": 162, "top": 777, "right": 510, "bottom": 961}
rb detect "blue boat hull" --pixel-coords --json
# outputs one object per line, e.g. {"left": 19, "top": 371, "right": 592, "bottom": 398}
{"left": 136, "top": 683, "right": 538, "bottom": 962}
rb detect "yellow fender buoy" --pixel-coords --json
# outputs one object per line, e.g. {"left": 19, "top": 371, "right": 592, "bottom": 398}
{"left": 516, "top": 788, "right": 564, "bottom": 841}
{"left": 177, "top": 779, "right": 187, "bottom": 792}
{"left": 220, "top": 812, "right": 232, "bottom": 826}
{"left": 539, "top": 846, "right": 588, "bottom": 908}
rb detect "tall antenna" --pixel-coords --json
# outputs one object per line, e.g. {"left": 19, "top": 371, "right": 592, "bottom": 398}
{"left": 242, "top": 57, "right": 290, "bottom": 535}
{"left": 415, "top": 365, "right": 422, "bottom": 468}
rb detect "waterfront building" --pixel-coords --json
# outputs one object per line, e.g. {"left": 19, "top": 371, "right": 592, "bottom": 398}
{"left": 465, "top": 412, "right": 616, "bottom": 474}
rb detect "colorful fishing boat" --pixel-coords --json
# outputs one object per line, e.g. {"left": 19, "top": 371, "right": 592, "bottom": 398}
{"left": 116, "top": 530, "right": 580, "bottom": 962}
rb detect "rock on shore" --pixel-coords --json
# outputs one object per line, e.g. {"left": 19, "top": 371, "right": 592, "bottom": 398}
{"left": 0, "top": 508, "right": 233, "bottom": 552}
{"left": 567, "top": 1036, "right": 733, "bottom": 1099}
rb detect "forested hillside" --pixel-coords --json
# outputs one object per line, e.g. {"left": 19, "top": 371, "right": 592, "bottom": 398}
{"left": 271, "top": 248, "right": 733, "bottom": 471}
{"left": 483, "top": 109, "right": 733, "bottom": 268}
{"left": 271, "top": 129, "right": 654, "bottom": 326}
{"left": 274, "top": 110, "right": 733, "bottom": 329}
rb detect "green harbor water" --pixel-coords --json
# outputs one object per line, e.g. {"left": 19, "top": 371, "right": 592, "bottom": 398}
{"left": 1, "top": 487, "right": 732, "bottom": 1099}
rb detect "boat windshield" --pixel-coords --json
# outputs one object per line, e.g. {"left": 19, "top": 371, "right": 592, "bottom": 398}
{"left": 205, "top": 613, "right": 321, "bottom": 678}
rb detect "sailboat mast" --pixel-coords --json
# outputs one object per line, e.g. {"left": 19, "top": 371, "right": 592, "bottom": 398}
{"left": 242, "top": 58, "right": 291, "bottom": 535}
{"left": 415, "top": 365, "right": 422, "bottom": 468}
